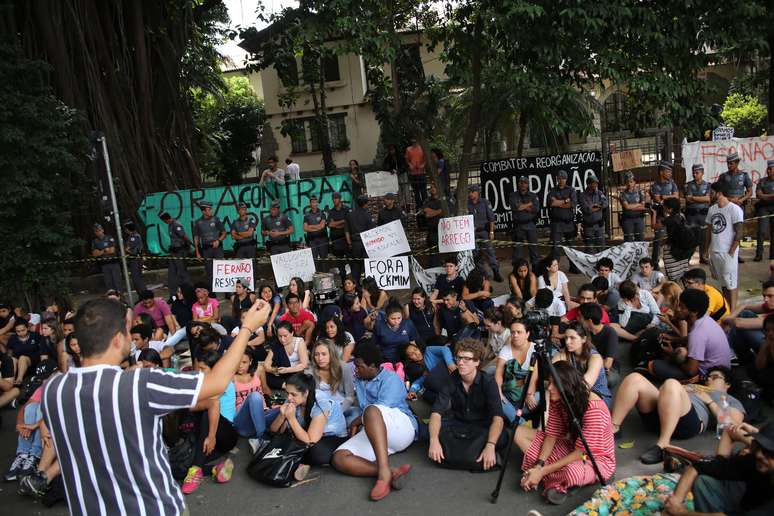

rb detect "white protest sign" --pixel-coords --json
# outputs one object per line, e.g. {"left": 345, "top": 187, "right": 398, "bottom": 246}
{"left": 212, "top": 259, "right": 254, "bottom": 292}
{"left": 365, "top": 171, "right": 400, "bottom": 197}
{"left": 438, "top": 215, "right": 476, "bottom": 252}
{"left": 682, "top": 135, "right": 774, "bottom": 190}
{"left": 360, "top": 219, "right": 411, "bottom": 258}
{"left": 270, "top": 248, "right": 316, "bottom": 287}
{"left": 563, "top": 241, "right": 649, "bottom": 282}
{"left": 364, "top": 256, "right": 410, "bottom": 290}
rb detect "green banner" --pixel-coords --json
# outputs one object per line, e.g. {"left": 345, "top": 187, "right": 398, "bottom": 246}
{"left": 137, "top": 175, "right": 353, "bottom": 255}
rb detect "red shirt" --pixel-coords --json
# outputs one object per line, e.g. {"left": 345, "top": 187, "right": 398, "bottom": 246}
{"left": 279, "top": 309, "right": 316, "bottom": 336}
{"left": 564, "top": 305, "right": 610, "bottom": 324}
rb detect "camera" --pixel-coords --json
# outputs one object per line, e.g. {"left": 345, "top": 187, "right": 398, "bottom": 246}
{"left": 522, "top": 309, "right": 551, "bottom": 342}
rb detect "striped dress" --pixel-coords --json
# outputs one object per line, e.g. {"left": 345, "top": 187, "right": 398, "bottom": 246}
{"left": 522, "top": 398, "right": 615, "bottom": 493}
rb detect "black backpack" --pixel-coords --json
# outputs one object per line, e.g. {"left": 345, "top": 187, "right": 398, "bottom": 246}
{"left": 168, "top": 433, "right": 196, "bottom": 481}
{"left": 17, "top": 359, "right": 58, "bottom": 406}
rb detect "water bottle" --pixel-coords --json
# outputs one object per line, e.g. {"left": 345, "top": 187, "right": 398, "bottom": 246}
{"left": 170, "top": 353, "right": 180, "bottom": 371}
{"left": 715, "top": 394, "right": 730, "bottom": 439}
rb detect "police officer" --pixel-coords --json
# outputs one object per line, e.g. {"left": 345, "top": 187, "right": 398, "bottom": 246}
{"left": 548, "top": 170, "right": 577, "bottom": 266}
{"left": 422, "top": 182, "right": 444, "bottom": 266}
{"left": 124, "top": 221, "right": 146, "bottom": 293}
{"left": 377, "top": 192, "right": 406, "bottom": 226}
{"left": 193, "top": 200, "right": 226, "bottom": 289}
{"left": 304, "top": 195, "right": 328, "bottom": 259}
{"left": 649, "top": 160, "right": 679, "bottom": 269}
{"left": 468, "top": 184, "right": 503, "bottom": 282}
{"left": 754, "top": 160, "right": 774, "bottom": 262}
{"left": 718, "top": 152, "right": 752, "bottom": 263}
{"left": 579, "top": 172, "right": 608, "bottom": 252}
{"left": 261, "top": 200, "right": 294, "bottom": 255}
{"left": 91, "top": 223, "right": 122, "bottom": 293}
{"left": 327, "top": 192, "right": 350, "bottom": 259}
{"left": 684, "top": 163, "right": 711, "bottom": 262}
{"left": 230, "top": 202, "right": 257, "bottom": 259}
{"left": 160, "top": 212, "right": 192, "bottom": 298}
{"left": 619, "top": 171, "right": 648, "bottom": 242}
{"left": 509, "top": 175, "right": 540, "bottom": 267}
{"left": 346, "top": 194, "right": 375, "bottom": 285}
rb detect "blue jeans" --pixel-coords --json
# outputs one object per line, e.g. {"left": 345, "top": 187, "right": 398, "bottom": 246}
{"left": 409, "top": 346, "right": 454, "bottom": 393}
{"left": 232, "top": 392, "right": 280, "bottom": 438}
{"left": 729, "top": 310, "right": 764, "bottom": 364}
{"left": 17, "top": 403, "right": 42, "bottom": 458}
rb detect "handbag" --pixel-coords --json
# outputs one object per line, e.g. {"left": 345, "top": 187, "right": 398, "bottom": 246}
{"left": 438, "top": 423, "right": 500, "bottom": 471}
{"left": 168, "top": 433, "right": 196, "bottom": 481}
{"left": 246, "top": 431, "right": 310, "bottom": 487}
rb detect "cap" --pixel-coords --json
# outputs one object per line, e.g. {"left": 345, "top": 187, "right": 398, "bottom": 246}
{"left": 309, "top": 195, "right": 318, "bottom": 201}
{"left": 93, "top": 223, "right": 103, "bottom": 231}
{"left": 198, "top": 200, "right": 213, "bottom": 209}
{"left": 587, "top": 172, "right": 599, "bottom": 183}
{"left": 556, "top": 170, "right": 568, "bottom": 179}
{"left": 237, "top": 202, "right": 247, "bottom": 209}
{"left": 659, "top": 160, "right": 673, "bottom": 171}
{"left": 332, "top": 192, "right": 342, "bottom": 199}
{"left": 767, "top": 159, "right": 774, "bottom": 168}
{"left": 751, "top": 423, "right": 774, "bottom": 453}
{"left": 692, "top": 163, "right": 704, "bottom": 172}
{"left": 726, "top": 151, "right": 740, "bottom": 162}
{"left": 357, "top": 194, "right": 370, "bottom": 204}
{"left": 623, "top": 171, "right": 635, "bottom": 182}
{"left": 270, "top": 200, "right": 280, "bottom": 208}
{"left": 517, "top": 175, "right": 529, "bottom": 183}
{"left": 384, "top": 192, "right": 396, "bottom": 200}
{"left": 470, "top": 184, "right": 481, "bottom": 192}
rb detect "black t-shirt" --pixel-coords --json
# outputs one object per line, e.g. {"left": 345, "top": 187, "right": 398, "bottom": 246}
{"left": 0, "top": 354, "right": 14, "bottom": 378}
{"left": 423, "top": 198, "right": 443, "bottom": 234}
{"left": 434, "top": 275, "right": 465, "bottom": 298}
{"left": 591, "top": 325, "right": 619, "bottom": 364}
{"left": 438, "top": 304, "right": 465, "bottom": 339}
{"left": 432, "top": 370, "right": 504, "bottom": 426}
{"left": 694, "top": 452, "right": 774, "bottom": 515}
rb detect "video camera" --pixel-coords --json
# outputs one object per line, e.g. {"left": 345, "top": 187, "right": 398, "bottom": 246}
{"left": 522, "top": 308, "right": 551, "bottom": 343}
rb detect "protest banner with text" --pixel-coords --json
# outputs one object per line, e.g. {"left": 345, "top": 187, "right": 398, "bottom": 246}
{"left": 682, "top": 135, "right": 774, "bottom": 193}
{"left": 365, "top": 171, "right": 400, "bottom": 197}
{"left": 212, "top": 259, "right": 254, "bottom": 292}
{"left": 360, "top": 220, "right": 411, "bottom": 258}
{"left": 438, "top": 215, "right": 476, "bottom": 252}
{"left": 480, "top": 151, "right": 603, "bottom": 231}
{"left": 564, "top": 241, "right": 649, "bottom": 281}
{"left": 365, "top": 256, "right": 410, "bottom": 290}
{"left": 270, "top": 248, "right": 316, "bottom": 287}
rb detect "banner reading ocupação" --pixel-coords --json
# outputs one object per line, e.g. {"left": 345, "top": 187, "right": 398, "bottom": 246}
{"left": 137, "top": 175, "right": 352, "bottom": 255}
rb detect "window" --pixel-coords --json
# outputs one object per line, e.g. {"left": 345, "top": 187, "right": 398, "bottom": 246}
{"left": 287, "top": 120, "right": 307, "bottom": 154}
{"left": 328, "top": 114, "right": 348, "bottom": 149}
{"left": 280, "top": 55, "right": 340, "bottom": 87}
{"left": 322, "top": 55, "right": 341, "bottom": 82}
{"left": 603, "top": 92, "right": 628, "bottom": 133}
{"left": 288, "top": 114, "right": 348, "bottom": 154}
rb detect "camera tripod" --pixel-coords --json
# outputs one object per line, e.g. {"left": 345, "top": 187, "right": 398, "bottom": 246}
{"left": 490, "top": 336, "right": 608, "bottom": 503}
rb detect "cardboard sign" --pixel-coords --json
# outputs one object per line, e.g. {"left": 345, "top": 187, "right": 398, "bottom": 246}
{"left": 682, "top": 135, "right": 774, "bottom": 194}
{"left": 270, "top": 248, "right": 316, "bottom": 287}
{"left": 611, "top": 149, "right": 643, "bottom": 172}
{"left": 438, "top": 215, "right": 476, "bottom": 252}
{"left": 360, "top": 220, "right": 411, "bottom": 258}
{"left": 365, "top": 171, "right": 400, "bottom": 197}
{"left": 364, "top": 256, "right": 410, "bottom": 290}
{"left": 212, "top": 259, "right": 254, "bottom": 292}
{"left": 712, "top": 126, "right": 734, "bottom": 141}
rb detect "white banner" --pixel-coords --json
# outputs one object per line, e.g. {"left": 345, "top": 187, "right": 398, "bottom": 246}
{"left": 410, "top": 250, "right": 475, "bottom": 294}
{"left": 712, "top": 126, "right": 734, "bottom": 141}
{"left": 360, "top": 219, "right": 411, "bottom": 258}
{"left": 563, "top": 242, "right": 649, "bottom": 282}
{"left": 365, "top": 171, "right": 400, "bottom": 197}
{"left": 438, "top": 215, "right": 476, "bottom": 252}
{"left": 682, "top": 135, "right": 774, "bottom": 190}
{"left": 364, "top": 256, "right": 410, "bottom": 290}
{"left": 270, "top": 248, "right": 316, "bottom": 287}
{"left": 212, "top": 259, "right": 254, "bottom": 293}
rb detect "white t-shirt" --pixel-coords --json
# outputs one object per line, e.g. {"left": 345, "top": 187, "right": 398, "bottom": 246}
{"left": 525, "top": 296, "right": 567, "bottom": 317}
{"left": 262, "top": 167, "right": 286, "bottom": 184}
{"left": 592, "top": 272, "right": 624, "bottom": 288}
{"left": 631, "top": 270, "right": 665, "bottom": 292}
{"left": 488, "top": 328, "right": 511, "bottom": 356}
{"left": 706, "top": 202, "right": 743, "bottom": 255}
{"left": 537, "top": 271, "right": 568, "bottom": 300}
{"left": 286, "top": 162, "right": 300, "bottom": 180}
{"left": 132, "top": 340, "right": 173, "bottom": 361}
{"left": 498, "top": 342, "right": 535, "bottom": 365}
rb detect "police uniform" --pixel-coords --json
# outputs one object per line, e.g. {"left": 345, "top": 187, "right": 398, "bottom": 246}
{"left": 231, "top": 206, "right": 257, "bottom": 259}
{"left": 422, "top": 194, "right": 443, "bottom": 266}
{"left": 124, "top": 224, "right": 146, "bottom": 293}
{"left": 649, "top": 163, "right": 678, "bottom": 267}
{"left": 304, "top": 206, "right": 328, "bottom": 259}
{"left": 468, "top": 185, "right": 500, "bottom": 276}
{"left": 509, "top": 178, "right": 540, "bottom": 266}
{"left": 579, "top": 174, "right": 608, "bottom": 250}
{"left": 262, "top": 207, "right": 293, "bottom": 255}
{"left": 619, "top": 176, "right": 647, "bottom": 242}
{"left": 346, "top": 196, "right": 375, "bottom": 284}
{"left": 684, "top": 165, "right": 710, "bottom": 257}
{"left": 717, "top": 169, "right": 752, "bottom": 201}
{"left": 327, "top": 197, "right": 350, "bottom": 257}
{"left": 167, "top": 218, "right": 191, "bottom": 296}
{"left": 92, "top": 227, "right": 122, "bottom": 292}
{"left": 755, "top": 159, "right": 774, "bottom": 260}
{"left": 193, "top": 202, "right": 226, "bottom": 288}
{"left": 548, "top": 171, "right": 577, "bottom": 259}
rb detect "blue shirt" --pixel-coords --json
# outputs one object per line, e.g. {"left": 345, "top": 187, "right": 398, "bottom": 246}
{"left": 355, "top": 368, "right": 418, "bottom": 437}
{"left": 373, "top": 315, "right": 420, "bottom": 362}
{"left": 220, "top": 382, "right": 236, "bottom": 422}
{"left": 309, "top": 394, "right": 348, "bottom": 438}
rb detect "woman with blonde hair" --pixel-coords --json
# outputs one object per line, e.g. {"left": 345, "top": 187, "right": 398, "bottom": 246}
{"left": 311, "top": 339, "right": 357, "bottom": 425}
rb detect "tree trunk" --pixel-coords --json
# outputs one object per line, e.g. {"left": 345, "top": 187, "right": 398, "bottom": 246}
{"left": 769, "top": 34, "right": 774, "bottom": 134}
{"left": 317, "top": 57, "right": 335, "bottom": 173}
{"left": 516, "top": 112, "right": 527, "bottom": 158}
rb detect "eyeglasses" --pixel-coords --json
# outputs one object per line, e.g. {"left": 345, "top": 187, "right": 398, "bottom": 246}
{"left": 455, "top": 355, "right": 476, "bottom": 363}
{"left": 706, "top": 373, "right": 726, "bottom": 381}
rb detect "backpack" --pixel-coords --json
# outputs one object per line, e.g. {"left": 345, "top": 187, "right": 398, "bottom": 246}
{"left": 168, "top": 433, "right": 196, "bottom": 481}
{"left": 729, "top": 379, "right": 767, "bottom": 425}
{"left": 17, "top": 359, "right": 58, "bottom": 406}
{"left": 667, "top": 215, "right": 701, "bottom": 260}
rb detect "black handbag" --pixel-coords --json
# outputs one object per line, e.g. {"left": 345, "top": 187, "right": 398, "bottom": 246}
{"left": 168, "top": 433, "right": 196, "bottom": 481}
{"left": 246, "top": 431, "right": 310, "bottom": 487}
{"left": 438, "top": 423, "right": 500, "bottom": 471}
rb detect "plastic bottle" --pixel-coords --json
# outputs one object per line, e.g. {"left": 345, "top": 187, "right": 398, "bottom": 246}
{"left": 715, "top": 394, "right": 730, "bottom": 439}
{"left": 171, "top": 353, "right": 180, "bottom": 371}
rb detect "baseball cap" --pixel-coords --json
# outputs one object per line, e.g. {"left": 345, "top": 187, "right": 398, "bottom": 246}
{"left": 556, "top": 170, "right": 568, "bottom": 179}
{"left": 384, "top": 192, "right": 396, "bottom": 200}
{"left": 692, "top": 163, "right": 704, "bottom": 172}
{"left": 517, "top": 175, "right": 528, "bottom": 183}
{"left": 198, "top": 200, "right": 213, "bottom": 209}
{"left": 332, "top": 192, "right": 342, "bottom": 199}
{"left": 270, "top": 200, "right": 280, "bottom": 208}
{"left": 587, "top": 172, "right": 599, "bottom": 183}
{"left": 237, "top": 202, "right": 248, "bottom": 209}
{"left": 470, "top": 184, "right": 481, "bottom": 192}
{"left": 659, "top": 160, "right": 673, "bottom": 171}
{"left": 726, "top": 152, "right": 740, "bottom": 163}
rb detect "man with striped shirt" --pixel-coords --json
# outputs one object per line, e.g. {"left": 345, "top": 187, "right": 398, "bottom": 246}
{"left": 41, "top": 297, "right": 270, "bottom": 515}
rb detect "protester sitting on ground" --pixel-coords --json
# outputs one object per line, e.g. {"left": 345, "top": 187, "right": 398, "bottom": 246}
{"left": 647, "top": 288, "right": 732, "bottom": 383}
{"left": 136, "top": 348, "right": 164, "bottom": 369}
{"left": 591, "top": 276, "right": 620, "bottom": 320}
{"left": 331, "top": 342, "right": 417, "bottom": 502}
{"left": 562, "top": 284, "right": 610, "bottom": 324}
{"left": 362, "top": 277, "right": 389, "bottom": 312}
{"left": 284, "top": 277, "right": 311, "bottom": 311}
{"left": 526, "top": 288, "right": 567, "bottom": 318}
{"left": 681, "top": 267, "right": 730, "bottom": 320}
{"left": 578, "top": 303, "right": 621, "bottom": 389}
{"left": 724, "top": 279, "right": 774, "bottom": 364}
{"left": 339, "top": 274, "right": 362, "bottom": 306}
{"left": 368, "top": 303, "right": 421, "bottom": 364}
{"left": 430, "top": 255, "right": 465, "bottom": 304}
{"left": 229, "top": 310, "right": 267, "bottom": 350}
{"left": 435, "top": 290, "right": 481, "bottom": 344}
{"left": 170, "top": 283, "right": 195, "bottom": 329}
{"left": 592, "top": 257, "right": 623, "bottom": 288}
{"left": 315, "top": 316, "right": 356, "bottom": 362}
{"left": 503, "top": 295, "right": 524, "bottom": 321}
{"left": 257, "top": 283, "right": 283, "bottom": 336}
{"left": 231, "top": 280, "right": 257, "bottom": 321}
{"left": 192, "top": 282, "right": 220, "bottom": 323}
{"left": 509, "top": 258, "right": 537, "bottom": 303}
{"left": 403, "top": 341, "right": 455, "bottom": 403}
{"left": 610, "top": 365, "right": 744, "bottom": 465}
{"left": 495, "top": 320, "right": 540, "bottom": 424}
{"left": 261, "top": 320, "right": 309, "bottom": 393}
{"left": 536, "top": 256, "right": 571, "bottom": 308}
{"left": 38, "top": 318, "right": 63, "bottom": 364}
{"left": 232, "top": 349, "right": 276, "bottom": 452}
{"left": 4, "top": 384, "right": 44, "bottom": 481}
{"left": 663, "top": 421, "right": 774, "bottom": 515}
{"left": 279, "top": 293, "right": 316, "bottom": 346}
{"left": 133, "top": 290, "right": 178, "bottom": 333}
{"left": 630, "top": 257, "right": 665, "bottom": 292}
{"left": 129, "top": 324, "right": 174, "bottom": 367}
{"left": 610, "top": 280, "right": 660, "bottom": 341}
{"left": 17, "top": 416, "right": 62, "bottom": 502}
{"left": 750, "top": 314, "right": 774, "bottom": 400}
{"left": 57, "top": 334, "right": 80, "bottom": 374}
{"left": 0, "top": 302, "right": 16, "bottom": 346}
{"left": 427, "top": 339, "right": 507, "bottom": 470}
{"left": 311, "top": 339, "right": 357, "bottom": 425}
{"left": 405, "top": 288, "right": 439, "bottom": 345}
{"left": 516, "top": 361, "right": 615, "bottom": 505}
{"left": 462, "top": 268, "right": 494, "bottom": 313}
{"left": 0, "top": 353, "right": 19, "bottom": 408}
{"left": 661, "top": 196, "right": 697, "bottom": 282}
{"left": 341, "top": 293, "right": 367, "bottom": 343}
{"left": 483, "top": 306, "right": 513, "bottom": 366}
{"left": 553, "top": 322, "right": 612, "bottom": 409}
{"left": 7, "top": 318, "right": 44, "bottom": 385}
{"left": 269, "top": 373, "right": 348, "bottom": 473}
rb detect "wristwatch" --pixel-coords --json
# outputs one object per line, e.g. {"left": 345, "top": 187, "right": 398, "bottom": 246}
{"left": 535, "top": 459, "right": 545, "bottom": 467}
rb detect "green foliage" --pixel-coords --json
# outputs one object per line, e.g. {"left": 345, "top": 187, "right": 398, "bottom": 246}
{"left": 192, "top": 76, "right": 265, "bottom": 184}
{"left": 0, "top": 43, "right": 91, "bottom": 302}
{"left": 721, "top": 93, "right": 768, "bottom": 137}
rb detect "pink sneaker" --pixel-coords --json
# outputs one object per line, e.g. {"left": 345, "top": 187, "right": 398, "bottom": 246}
{"left": 212, "top": 458, "right": 234, "bottom": 484}
{"left": 181, "top": 466, "right": 203, "bottom": 494}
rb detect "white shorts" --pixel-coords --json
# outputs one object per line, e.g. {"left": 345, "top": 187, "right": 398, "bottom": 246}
{"left": 335, "top": 405, "right": 416, "bottom": 462}
{"left": 709, "top": 251, "right": 738, "bottom": 289}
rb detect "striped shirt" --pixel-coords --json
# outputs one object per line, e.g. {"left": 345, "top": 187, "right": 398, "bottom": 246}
{"left": 42, "top": 365, "right": 203, "bottom": 516}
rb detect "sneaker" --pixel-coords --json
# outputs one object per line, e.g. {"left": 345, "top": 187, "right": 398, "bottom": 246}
{"left": 19, "top": 455, "right": 39, "bottom": 477}
{"left": 212, "top": 458, "right": 234, "bottom": 484}
{"left": 18, "top": 471, "right": 48, "bottom": 497}
{"left": 293, "top": 464, "right": 310, "bottom": 482}
{"left": 4, "top": 453, "right": 27, "bottom": 482}
{"left": 544, "top": 487, "right": 567, "bottom": 505}
{"left": 181, "top": 466, "right": 203, "bottom": 494}
{"left": 640, "top": 444, "right": 664, "bottom": 465}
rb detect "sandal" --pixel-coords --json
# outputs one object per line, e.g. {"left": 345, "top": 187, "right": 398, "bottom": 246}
{"left": 544, "top": 487, "right": 567, "bottom": 505}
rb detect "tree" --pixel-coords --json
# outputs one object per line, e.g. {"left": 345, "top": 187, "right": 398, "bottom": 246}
{"left": 721, "top": 93, "right": 768, "bottom": 137}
